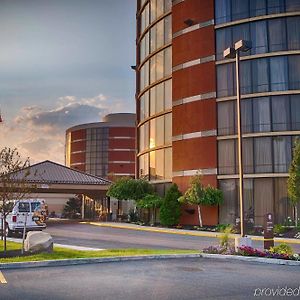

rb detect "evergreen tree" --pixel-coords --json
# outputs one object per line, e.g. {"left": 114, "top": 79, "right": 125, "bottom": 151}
{"left": 160, "top": 184, "right": 182, "bottom": 227}
{"left": 287, "top": 138, "right": 300, "bottom": 227}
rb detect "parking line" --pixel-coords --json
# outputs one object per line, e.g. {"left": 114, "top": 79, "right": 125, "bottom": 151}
{"left": 0, "top": 271, "right": 7, "bottom": 284}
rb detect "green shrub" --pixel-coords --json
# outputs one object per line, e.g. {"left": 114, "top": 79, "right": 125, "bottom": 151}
{"left": 274, "top": 224, "right": 286, "bottom": 235}
{"left": 219, "top": 225, "right": 233, "bottom": 248}
{"left": 269, "top": 243, "right": 294, "bottom": 256}
{"left": 159, "top": 184, "right": 182, "bottom": 227}
{"left": 216, "top": 224, "right": 230, "bottom": 232}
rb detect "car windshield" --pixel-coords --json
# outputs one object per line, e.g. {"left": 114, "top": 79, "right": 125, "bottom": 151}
{"left": 31, "top": 202, "right": 41, "bottom": 212}
{"left": 18, "top": 202, "right": 30, "bottom": 213}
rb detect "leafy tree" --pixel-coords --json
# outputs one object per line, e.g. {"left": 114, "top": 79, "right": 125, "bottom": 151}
{"left": 0, "top": 148, "right": 33, "bottom": 253}
{"left": 137, "top": 194, "right": 163, "bottom": 224}
{"left": 160, "top": 184, "right": 182, "bottom": 227}
{"left": 178, "top": 175, "right": 223, "bottom": 227}
{"left": 287, "top": 138, "right": 300, "bottom": 227}
{"left": 63, "top": 196, "right": 82, "bottom": 219}
{"left": 107, "top": 177, "right": 154, "bottom": 201}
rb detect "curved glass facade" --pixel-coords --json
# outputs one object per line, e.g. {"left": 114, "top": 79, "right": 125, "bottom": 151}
{"left": 216, "top": 1, "right": 300, "bottom": 225}
{"left": 137, "top": 0, "right": 172, "bottom": 184}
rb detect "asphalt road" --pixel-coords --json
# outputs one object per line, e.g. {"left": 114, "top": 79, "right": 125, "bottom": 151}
{"left": 1, "top": 258, "right": 299, "bottom": 300}
{"left": 44, "top": 223, "right": 300, "bottom": 252}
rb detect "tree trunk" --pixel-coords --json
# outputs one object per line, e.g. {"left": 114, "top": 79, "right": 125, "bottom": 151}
{"left": 3, "top": 216, "right": 6, "bottom": 254}
{"left": 295, "top": 205, "right": 298, "bottom": 227}
{"left": 197, "top": 205, "right": 203, "bottom": 227}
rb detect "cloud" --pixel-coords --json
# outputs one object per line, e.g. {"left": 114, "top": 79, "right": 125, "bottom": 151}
{"left": 0, "top": 93, "right": 131, "bottom": 164}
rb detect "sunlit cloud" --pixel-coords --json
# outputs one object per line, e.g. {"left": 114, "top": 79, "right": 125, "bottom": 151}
{"left": 0, "top": 93, "right": 129, "bottom": 164}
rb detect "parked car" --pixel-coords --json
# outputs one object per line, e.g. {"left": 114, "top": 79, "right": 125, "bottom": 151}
{"left": 0, "top": 199, "right": 48, "bottom": 237}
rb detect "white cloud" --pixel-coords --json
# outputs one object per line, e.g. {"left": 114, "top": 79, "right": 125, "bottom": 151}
{"left": 0, "top": 93, "right": 131, "bottom": 164}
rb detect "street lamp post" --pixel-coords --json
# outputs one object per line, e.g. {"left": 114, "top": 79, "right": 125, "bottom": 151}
{"left": 224, "top": 40, "right": 252, "bottom": 237}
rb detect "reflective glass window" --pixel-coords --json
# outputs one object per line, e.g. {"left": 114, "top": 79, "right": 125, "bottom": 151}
{"left": 240, "top": 60, "right": 252, "bottom": 94}
{"left": 243, "top": 138, "right": 254, "bottom": 173}
{"left": 270, "top": 56, "right": 288, "bottom": 91}
{"left": 164, "top": 80, "right": 172, "bottom": 110}
{"left": 150, "top": 150, "right": 156, "bottom": 179}
{"left": 250, "top": 21, "right": 268, "bottom": 55}
{"left": 156, "top": 83, "right": 164, "bottom": 114}
{"left": 164, "top": 147, "right": 172, "bottom": 179}
{"left": 216, "top": 27, "right": 232, "bottom": 60}
{"left": 232, "top": 23, "right": 250, "bottom": 57}
{"left": 164, "top": 15, "right": 172, "bottom": 44}
{"left": 287, "top": 17, "right": 300, "bottom": 50}
{"left": 231, "top": 0, "right": 249, "bottom": 21}
{"left": 217, "top": 63, "right": 234, "bottom": 97}
{"left": 241, "top": 99, "right": 253, "bottom": 133}
{"left": 291, "top": 95, "right": 300, "bottom": 130}
{"left": 286, "top": 0, "right": 300, "bottom": 11}
{"left": 251, "top": 58, "right": 269, "bottom": 93}
{"left": 218, "top": 140, "right": 235, "bottom": 174}
{"left": 156, "top": 116, "right": 164, "bottom": 146}
{"left": 289, "top": 55, "right": 300, "bottom": 90}
{"left": 155, "top": 149, "right": 164, "bottom": 180}
{"left": 164, "top": 47, "right": 172, "bottom": 77}
{"left": 156, "top": 51, "right": 164, "bottom": 80}
{"left": 250, "top": 0, "right": 267, "bottom": 17}
{"left": 253, "top": 97, "right": 271, "bottom": 132}
{"left": 273, "top": 136, "right": 292, "bottom": 172}
{"left": 215, "top": 0, "right": 231, "bottom": 24}
{"left": 271, "top": 96, "right": 290, "bottom": 131}
{"left": 218, "top": 101, "right": 235, "bottom": 135}
{"left": 150, "top": 87, "right": 156, "bottom": 116}
{"left": 156, "top": 19, "right": 164, "bottom": 50}
{"left": 268, "top": 18, "right": 287, "bottom": 52}
{"left": 254, "top": 137, "right": 272, "bottom": 173}
{"left": 267, "top": 0, "right": 285, "bottom": 14}
{"left": 150, "top": 119, "right": 156, "bottom": 149}
{"left": 165, "top": 113, "right": 172, "bottom": 144}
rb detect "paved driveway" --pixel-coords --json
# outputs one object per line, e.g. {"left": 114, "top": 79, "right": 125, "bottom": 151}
{"left": 0, "top": 258, "right": 299, "bottom": 300}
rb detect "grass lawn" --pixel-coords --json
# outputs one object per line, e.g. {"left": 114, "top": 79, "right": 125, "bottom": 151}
{"left": 0, "top": 241, "right": 198, "bottom": 263}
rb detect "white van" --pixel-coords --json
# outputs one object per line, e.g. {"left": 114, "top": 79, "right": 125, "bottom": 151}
{"left": 0, "top": 199, "right": 48, "bottom": 237}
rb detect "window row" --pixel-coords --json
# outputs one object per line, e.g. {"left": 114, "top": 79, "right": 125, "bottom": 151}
{"left": 86, "top": 152, "right": 109, "bottom": 159}
{"left": 140, "top": 15, "right": 172, "bottom": 63}
{"left": 216, "top": 16, "right": 300, "bottom": 60}
{"left": 140, "top": 0, "right": 172, "bottom": 34}
{"left": 218, "top": 94, "right": 300, "bottom": 136}
{"left": 86, "top": 164, "right": 109, "bottom": 177}
{"left": 219, "top": 177, "right": 297, "bottom": 226}
{"left": 139, "top": 147, "right": 172, "bottom": 180}
{"left": 140, "top": 79, "right": 172, "bottom": 122}
{"left": 139, "top": 113, "right": 172, "bottom": 152}
{"left": 86, "top": 128, "right": 109, "bottom": 140}
{"left": 215, "top": 0, "right": 300, "bottom": 24}
{"left": 140, "top": 46, "right": 172, "bottom": 91}
{"left": 217, "top": 55, "right": 300, "bottom": 98}
{"left": 218, "top": 135, "right": 299, "bottom": 175}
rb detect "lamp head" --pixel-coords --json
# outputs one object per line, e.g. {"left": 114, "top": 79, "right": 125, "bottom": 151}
{"left": 234, "top": 40, "right": 252, "bottom": 52}
{"left": 223, "top": 47, "right": 236, "bottom": 59}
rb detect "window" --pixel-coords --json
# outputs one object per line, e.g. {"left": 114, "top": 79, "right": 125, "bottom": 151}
{"left": 218, "top": 101, "right": 235, "bottom": 135}
{"left": 286, "top": 0, "right": 300, "bottom": 11}
{"left": 165, "top": 113, "right": 172, "bottom": 144}
{"left": 289, "top": 55, "right": 300, "bottom": 90}
{"left": 232, "top": 23, "right": 250, "bottom": 57}
{"left": 164, "top": 80, "right": 172, "bottom": 110}
{"left": 156, "top": 116, "right": 164, "bottom": 147}
{"left": 216, "top": 28, "right": 232, "bottom": 60}
{"left": 155, "top": 149, "right": 164, "bottom": 179}
{"left": 291, "top": 95, "right": 300, "bottom": 130}
{"left": 273, "top": 136, "right": 291, "bottom": 172}
{"left": 231, "top": 0, "right": 249, "bottom": 21}
{"left": 268, "top": 18, "right": 287, "bottom": 52}
{"left": 251, "top": 58, "right": 269, "bottom": 93}
{"left": 218, "top": 140, "right": 235, "bottom": 174}
{"left": 164, "top": 148, "right": 172, "bottom": 179}
{"left": 240, "top": 60, "right": 252, "bottom": 94}
{"left": 219, "top": 180, "right": 237, "bottom": 224}
{"left": 271, "top": 96, "right": 290, "bottom": 131}
{"left": 287, "top": 17, "right": 300, "bottom": 50}
{"left": 253, "top": 97, "right": 271, "bottom": 132}
{"left": 217, "top": 63, "right": 234, "bottom": 97}
{"left": 243, "top": 138, "right": 254, "bottom": 173}
{"left": 241, "top": 99, "right": 252, "bottom": 133}
{"left": 19, "top": 202, "right": 30, "bottom": 213}
{"left": 254, "top": 137, "right": 272, "bottom": 173}
{"left": 270, "top": 56, "right": 288, "bottom": 91}
{"left": 215, "top": 0, "right": 231, "bottom": 24}
{"left": 250, "top": 21, "right": 268, "bottom": 54}
{"left": 267, "top": 0, "right": 285, "bottom": 14}
{"left": 250, "top": 0, "right": 267, "bottom": 17}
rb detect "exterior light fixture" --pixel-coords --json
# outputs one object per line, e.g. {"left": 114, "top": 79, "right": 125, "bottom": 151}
{"left": 223, "top": 40, "right": 252, "bottom": 238}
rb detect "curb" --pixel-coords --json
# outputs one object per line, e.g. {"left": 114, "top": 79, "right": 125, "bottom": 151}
{"left": 82, "top": 222, "right": 300, "bottom": 245}
{"left": 200, "top": 253, "right": 300, "bottom": 266}
{"left": 0, "top": 253, "right": 202, "bottom": 270}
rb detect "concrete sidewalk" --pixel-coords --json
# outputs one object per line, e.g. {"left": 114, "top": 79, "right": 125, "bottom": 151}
{"left": 82, "top": 221, "right": 300, "bottom": 246}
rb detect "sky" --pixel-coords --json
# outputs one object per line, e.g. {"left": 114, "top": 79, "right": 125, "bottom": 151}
{"left": 0, "top": 0, "right": 136, "bottom": 164}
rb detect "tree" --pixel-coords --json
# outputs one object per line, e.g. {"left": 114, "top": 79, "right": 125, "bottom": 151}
{"left": 0, "top": 148, "right": 33, "bottom": 253}
{"left": 63, "top": 196, "right": 82, "bottom": 219}
{"left": 137, "top": 194, "right": 162, "bottom": 224}
{"left": 287, "top": 138, "right": 300, "bottom": 227}
{"left": 178, "top": 175, "right": 223, "bottom": 227}
{"left": 160, "top": 184, "right": 182, "bottom": 227}
{"left": 107, "top": 177, "right": 154, "bottom": 201}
